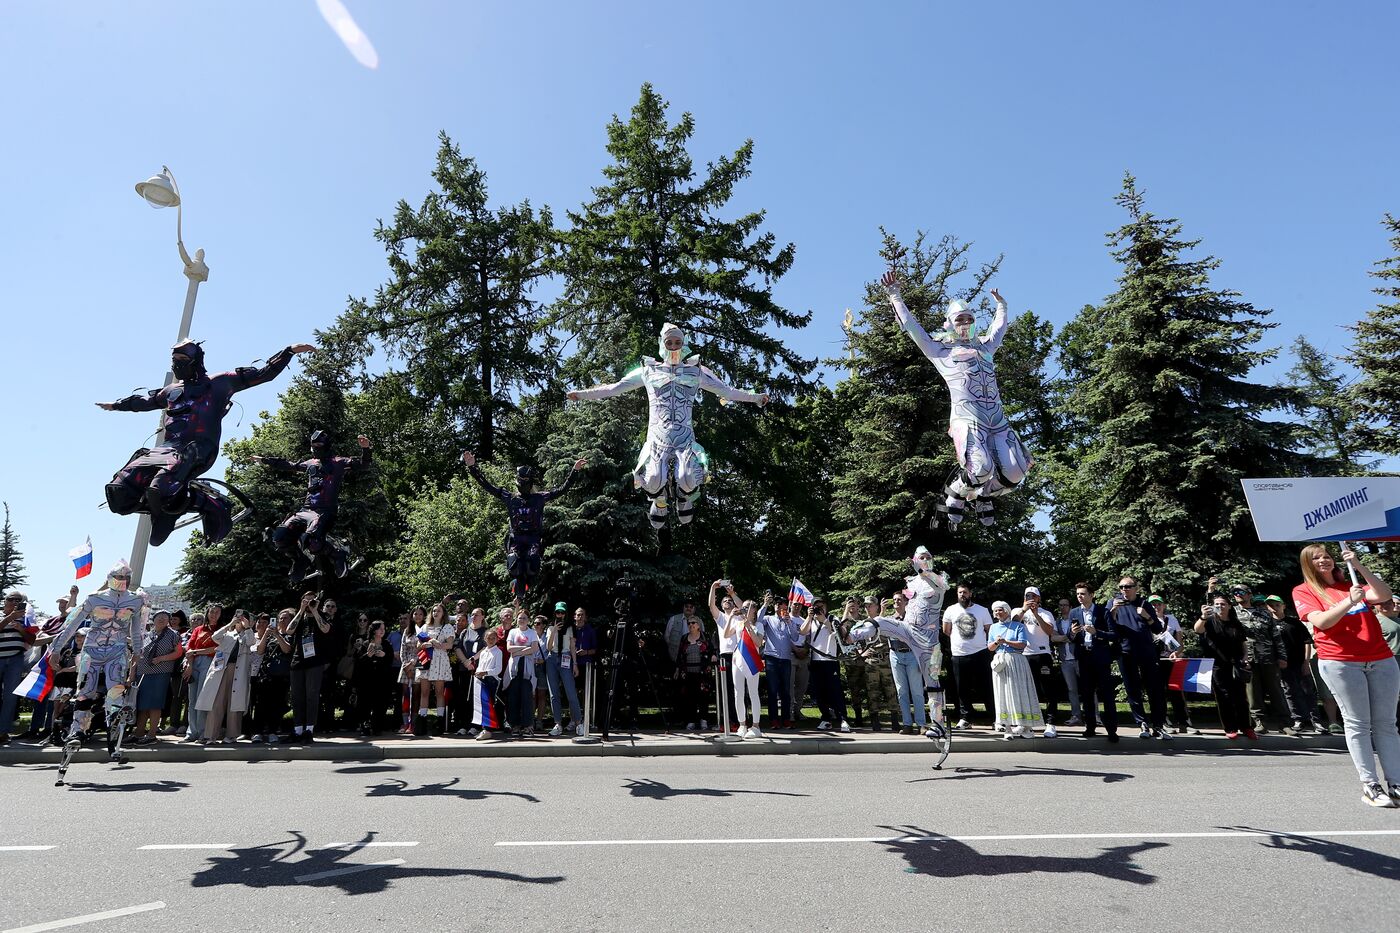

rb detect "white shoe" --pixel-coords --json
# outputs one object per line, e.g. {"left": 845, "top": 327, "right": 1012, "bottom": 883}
{"left": 817, "top": 720, "right": 832, "bottom": 731}
{"left": 954, "top": 719, "right": 971, "bottom": 730}
{"left": 576, "top": 724, "right": 585, "bottom": 737}
{"left": 686, "top": 722, "right": 697, "bottom": 731}
{"left": 1003, "top": 731, "right": 1014, "bottom": 741}
{"left": 548, "top": 725, "right": 562, "bottom": 737}
{"left": 1363, "top": 782, "right": 1398, "bottom": 808}
{"left": 746, "top": 727, "right": 764, "bottom": 739}
{"left": 839, "top": 721, "right": 851, "bottom": 733}
{"left": 1012, "top": 726, "right": 1027, "bottom": 738}
{"left": 1044, "top": 725, "right": 1058, "bottom": 738}
{"left": 700, "top": 720, "right": 708, "bottom": 730}
{"left": 731, "top": 730, "right": 745, "bottom": 740}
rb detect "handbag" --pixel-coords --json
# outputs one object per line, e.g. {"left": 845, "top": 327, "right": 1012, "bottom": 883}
{"left": 990, "top": 650, "right": 1009, "bottom": 673}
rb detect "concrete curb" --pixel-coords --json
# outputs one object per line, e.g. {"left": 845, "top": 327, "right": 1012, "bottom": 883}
{"left": 0, "top": 731, "right": 1347, "bottom": 765}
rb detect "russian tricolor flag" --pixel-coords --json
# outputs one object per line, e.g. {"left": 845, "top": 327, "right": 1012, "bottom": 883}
{"left": 735, "top": 627, "right": 765, "bottom": 678}
{"left": 69, "top": 537, "right": 93, "bottom": 579}
{"left": 13, "top": 651, "right": 56, "bottom": 702}
{"left": 788, "top": 578, "right": 814, "bottom": 608}
{"left": 1167, "top": 657, "right": 1214, "bottom": 695}
{"left": 471, "top": 678, "right": 501, "bottom": 729}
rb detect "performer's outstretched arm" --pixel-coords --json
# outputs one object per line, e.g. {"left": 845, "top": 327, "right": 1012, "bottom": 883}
{"left": 851, "top": 614, "right": 917, "bottom": 646}
{"left": 541, "top": 459, "right": 589, "bottom": 502}
{"left": 883, "top": 269, "right": 949, "bottom": 363}
{"left": 566, "top": 367, "right": 646, "bottom": 401}
{"left": 979, "top": 288, "right": 1010, "bottom": 353}
{"left": 48, "top": 596, "right": 96, "bottom": 657}
{"left": 698, "top": 367, "right": 768, "bottom": 406}
{"left": 98, "top": 389, "right": 165, "bottom": 413}
{"left": 251, "top": 455, "right": 306, "bottom": 474}
{"left": 461, "top": 451, "right": 508, "bottom": 502}
{"left": 229, "top": 343, "right": 314, "bottom": 392}
{"left": 351, "top": 436, "right": 373, "bottom": 472}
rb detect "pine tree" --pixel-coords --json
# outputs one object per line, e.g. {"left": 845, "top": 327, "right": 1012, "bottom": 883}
{"left": 1053, "top": 174, "right": 1316, "bottom": 600}
{"left": 0, "top": 502, "right": 26, "bottom": 592}
{"left": 1349, "top": 214, "right": 1400, "bottom": 457}
{"left": 1283, "top": 336, "right": 1373, "bottom": 474}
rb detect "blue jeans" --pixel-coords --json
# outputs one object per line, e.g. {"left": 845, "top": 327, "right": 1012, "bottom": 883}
{"left": 890, "top": 649, "right": 926, "bottom": 727}
{"left": 763, "top": 656, "right": 791, "bottom": 722}
{"left": 1318, "top": 657, "right": 1400, "bottom": 786}
{"left": 0, "top": 653, "right": 27, "bottom": 733}
{"left": 186, "top": 654, "right": 213, "bottom": 738}
{"left": 545, "top": 654, "right": 581, "bottom": 725}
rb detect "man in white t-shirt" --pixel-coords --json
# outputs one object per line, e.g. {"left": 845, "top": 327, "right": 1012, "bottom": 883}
{"left": 1011, "top": 586, "right": 1059, "bottom": 737}
{"left": 941, "top": 583, "right": 992, "bottom": 730}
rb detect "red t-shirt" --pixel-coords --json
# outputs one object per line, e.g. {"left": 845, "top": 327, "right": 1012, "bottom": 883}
{"left": 186, "top": 625, "right": 217, "bottom": 654}
{"left": 1292, "top": 581, "right": 1393, "bottom": 662}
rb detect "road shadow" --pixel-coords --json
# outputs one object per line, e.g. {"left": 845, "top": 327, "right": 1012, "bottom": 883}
{"left": 623, "top": 778, "right": 811, "bottom": 800}
{"left": 908, "top": 766, "right": 1133, "bottom": 785}
{"left": 365, "top": 778, "right": 540, "bottom": 803}
{"left": 1224, "top": 825, "right": 1400, "bottom": 882}
{"left": 64, "top": 779, "right": 190, "bottom": 793}
{"left": 189, "top": 832, "right": 563, "bottom": 895}
{"left": 876, "top": 825, "right": 1164, "bottom": 886}
{"left": 335, "top": 764, "right": 402, "bottom": 775}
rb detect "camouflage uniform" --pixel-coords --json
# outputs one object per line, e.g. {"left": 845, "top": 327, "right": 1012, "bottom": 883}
{"left": 853, "top": 633, "right": 898, "bottom": 730}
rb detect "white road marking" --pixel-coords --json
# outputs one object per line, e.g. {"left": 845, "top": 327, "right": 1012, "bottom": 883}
{"left": 315, "top": 841, "right": 419, "bottom": 850}
{"left": 294, "top": 858, "right": 405, "bottom": 883}
{"left": 496, "top": 828, "right": 1400, "bottom": 848}
{"left": 138, "top": 843, "right": 236, "bottom": 850}
{"left": 3, "top": 900, "right": 165, "bottom": 932}
{"left": 0, "top": 846, "right": 55, "bottom": 851}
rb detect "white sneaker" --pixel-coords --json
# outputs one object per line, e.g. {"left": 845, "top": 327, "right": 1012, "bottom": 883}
{"left": 954, "top": 719, "right": 971, "bottom": 730}
{"left": 576, "top": 724, "right": 585, "bottom": 737}
{"left": 732, "top": 729, "right": 745, "bottom": 741}
{"left": 746, "top": 726, "right": 764, "bottom": 739}
{"left": 1363, "top": 782, "right": 1398, "bottom": 808}
{"left": 1044, "top": 725, "right": 1058, "bottom": 738}
{"left": 548, "top": 725, "right": 562, "bottom": 737}
{"left": 839, "top": 721, "right": 851, "bottom": 733}
{"left": 686, "top": 722, "right": 697, "bottom": 731}
{"left": 1012, "top": 726, "right": 1027, "bottom": 739}
{"left": 1003, "top": 731, "right": 1014, "bottom": 741}
{"left": 817, "top": 720, "right": 832, "bottom": 731}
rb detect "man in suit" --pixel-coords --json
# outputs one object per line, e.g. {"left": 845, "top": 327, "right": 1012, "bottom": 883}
{"left": 1068, "top": 582, "right": 1119, "bottom": 743}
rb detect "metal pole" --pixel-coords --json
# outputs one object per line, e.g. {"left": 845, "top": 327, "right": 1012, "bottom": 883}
{"left": 573, "top": 662, "right": 598, "bottom": 745}
{"left": 128, "top": 249, "right": 208, "bottom": 589}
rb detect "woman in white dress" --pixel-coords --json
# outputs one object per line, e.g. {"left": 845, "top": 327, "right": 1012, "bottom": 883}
{"left": 987, "top": 600, "right": 1044, "bottom": 739}
{"left": 414, "top": 603, "right": 455, "bottom": 736}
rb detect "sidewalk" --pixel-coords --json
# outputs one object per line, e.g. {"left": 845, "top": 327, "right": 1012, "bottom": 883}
{"left": 0, "top": 727, "right": 1346, "bottom": 765}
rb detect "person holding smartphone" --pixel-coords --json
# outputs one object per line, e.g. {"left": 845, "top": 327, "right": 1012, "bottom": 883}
{"left": 1194, "top": 595, "right": 1252, "bottom": 739}
{"left": 1108, "top": 576, "right": 1171, "bottom": 741}
{"left": 0, "top": 591, "right": 36, "bottom": 745}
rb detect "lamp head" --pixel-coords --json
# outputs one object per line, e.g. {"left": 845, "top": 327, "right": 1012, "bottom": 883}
{"left": 135, "top": 167, "right": 180, "bottom": 208}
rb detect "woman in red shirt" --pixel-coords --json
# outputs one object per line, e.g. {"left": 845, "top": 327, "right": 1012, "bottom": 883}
{"left": 1292, "top": 545, "right": 1398, "bottom": 808}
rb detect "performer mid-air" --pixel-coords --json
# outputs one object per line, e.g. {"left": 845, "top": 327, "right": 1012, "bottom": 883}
{"left": 254, "top": 431, "right": 372, "bottom": 586}
{"left": 99, "top": 338, "right": 314, "bottom": 546}
{"left": 461, "top": 451, "right": 588, "bottom": 596}
{"left": 882, "top": 270, "right": 1031, "bottom": 527}
{"left": 567, "top": 322, "right": 768, "bottom": 529}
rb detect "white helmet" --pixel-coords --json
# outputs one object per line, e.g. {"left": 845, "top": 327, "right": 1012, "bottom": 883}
{"left": 944, "top": 300, "right": 975, "bottom": 334}
{"left": 911, "top": 545, "right": 935, "bottom": 574}
{"left": 106, "top": 559, "right": 133, "bottom": 592}
{"left": 659, "top": 322, "right": 689, "bottom": 365}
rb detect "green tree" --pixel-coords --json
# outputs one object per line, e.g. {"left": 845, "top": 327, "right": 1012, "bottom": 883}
{"left": 1349, "top": 213, "right": 1400, "bottom": 457}
{"left": 1283, "top": 336, "right": 1373, "bottom": 474}
{"left": 1052, "top": 174, "right": 1316, "bottom": 601}
{"left": 0, "top": 502, "right": 27, "bottom": 592}
{"left": 377, "top": 475, "right": 506, "bottom": 607}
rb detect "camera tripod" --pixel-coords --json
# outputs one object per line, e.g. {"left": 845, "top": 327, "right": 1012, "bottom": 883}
{"left": 599, "top": 576, "right": 671, "bottom": 740}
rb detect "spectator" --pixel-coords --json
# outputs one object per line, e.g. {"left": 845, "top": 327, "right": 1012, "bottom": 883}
{"left": 503, "top": 606, "right": 541, "bottom": 739}
{"left": 163, "top": 609, "right": 191, "bottom": 735}
{"left": 1223, "top": 582, "right": 1289, "bottom": 734}
{"left": 452, "top": 605, "right": 485, "bottom": 736}
{"left": 708, "top": 581, "right": 741, "bottom": 733}
{"left": 987, "top": 600, "right": 1043, "bottom": 739}
{"left": 414, "top": 603, "right": 455, "bottom": 737}
{"left": 790, "top": 602, "right": 811, "bottom": 723}
{"left": 545, "top": 603, "right": 583, "bottom": 737}
{"left": 664, "top": 599, "right": 701, "bottom": 668}
{"left": 131, "top": 608, "right": 182, "bottom": 744}
{"left": 317, "top": 597, "right": 347, "bottom": 732}
{"left": 801, "top": 598, "right": 847, "bottom": 732}
{"left": 1011, "top": 587, "right": 1058, "bottom": 737}
{"left": 22, "top": 588, "right": 77, "bottom": 740}
{"left": 181, "top": 607, "right": 221, "bottom": 743}
{"left": 574, "top": 606, "right": 597, "bottom": 684}
{"left": 532, "top": 616, "right": 550, "bottom": 730}
{"left": 1150, "top": 595, "right": 1196, "bottom": 734}
{"left": 473, "top": 628, "right": 505, "bottom": 740}
{"left": 1051, "top": 594, "right": 1083, "bottom": 728}
{"left": 757, "top": 594, "right": 795, "bottom": 728}
{"left": 1109, "top": 575, "right": 1171, "bottom": 741}
{"left": 850, "top": 595, "right": 898, "bottom": 731}
{"left": 287, "top": 593, "right": 332, "bottom": 743}
{"left": 197, "top": 609, "right": 256, "bottom": 743}
{"left": 673, "top": 615, "right": 712, "bottom": 730}
{"left": 1068, "top": 583, "right": 1119, "bottom": 743}
{"left": 244, "top": 612, "right": 270, "bottom": 735}
{"left": 943, "top": 583, "right": 993, "bottom": 729}
{"left": 719, "top": 587, "right": 764, "bottom": 739}
{"left": 250, "top": 609, "right": 294, "bottom": 743}
{"left": 837, "top": 598, "right": 868, "bottom": 727}
{"left": 1267, "top": 594, "right": 1320, "bottom": 734}
{"left": 0, "top": 591, "right": 36, "bottom": 744}
{"left": 1194, "top": 595, "right": 1254, "bottom": 740}
{"left": 395, "top": 612, "right": 417, "bottom": 734}
{"left": 1293, "top": 545, "right": 1399, "bottom": 808}
{"left": 888, "top": 591, "right": 925, "bottom": 735}
{"left": 354, "top": 621, "right": 394, "bottom": 736}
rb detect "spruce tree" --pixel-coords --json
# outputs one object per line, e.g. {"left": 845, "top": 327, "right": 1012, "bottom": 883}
{"left": 1053, "top": 174, "right": 1315, "bottom": 600}
{"left": 1349, "top": 214, "right": 1400, "bottom": 457}
{"left": 1283, "top": 336, "right": 1373, "bottom": 474}
{"left": 0, "top": 502, "right": 26, "bottom": 592}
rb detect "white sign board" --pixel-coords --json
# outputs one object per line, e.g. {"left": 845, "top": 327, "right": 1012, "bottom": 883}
{"left": 1240, "top": 477, "right": 1400, "bottom": 542}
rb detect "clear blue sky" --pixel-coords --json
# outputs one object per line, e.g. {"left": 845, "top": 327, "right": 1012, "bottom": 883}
{"left": 2, "top": 1, "right": 1397, "bottom": 608}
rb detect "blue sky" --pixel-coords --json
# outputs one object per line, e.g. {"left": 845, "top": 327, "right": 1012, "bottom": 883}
{"left": 2, "top": 1, "right": 1397, "bottom": 608}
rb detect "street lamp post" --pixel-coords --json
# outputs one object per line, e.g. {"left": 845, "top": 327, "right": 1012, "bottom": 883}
{"left": 127, "top": 166, "right": 210, "bottom": 589}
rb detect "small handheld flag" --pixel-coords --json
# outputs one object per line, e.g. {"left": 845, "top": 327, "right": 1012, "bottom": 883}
{"left": 1167, "top": 657, "right": 1214, "bottom": 695}
{"left": 788, "top": 578, "right": 814, "bottom": 608}
{"left": 14, "top": 651, "right": 56, "bottom": 702}
{"left": 69, "top": 537, "right": 93, "bottom": 579}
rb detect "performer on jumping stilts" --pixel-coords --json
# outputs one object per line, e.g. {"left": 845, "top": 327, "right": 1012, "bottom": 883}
{"left": 99, "top": 338, "right": 315, "bottom": 546}
{"left": 849, "top": 546, "right": 951, "bottom": 735}
{"left": 255, "top": 432, "right": 372, "bottom": 586}
{"left": 461, "top": 451, "right": 588, "bottom": 597}
{"left": 46, "top": 560, "right": 149, "bottom": 782}
{"left": 567, "top": 322, "right": 769, "bottom": 529}
{"left": 882, "top": 270, "right": 1032, "bottom": 527}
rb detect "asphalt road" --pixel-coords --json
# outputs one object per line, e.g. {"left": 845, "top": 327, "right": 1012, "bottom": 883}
{"left": 2, "top": 748, "right": 1397, "bottom": 933}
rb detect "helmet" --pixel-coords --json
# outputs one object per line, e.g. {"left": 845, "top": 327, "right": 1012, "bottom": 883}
{"left": 170, "top": 339, "right": 207, "bottom": 381}
{"left": 658, "top": 322, "right": 689, "bottom": 365}
{"left": 943, "top": 301, "right": 975, "bottom": 335}
{"left": 106, "top": 559, "right": 133, "bottom": 593}
{"left": 515, "top": 465, "right": 539, "bottom": 491}
{"left": 911, "top": 546, "right": 935, "bottom": 574}
{"left": 309, "top": 429, "right": 332, "bottom": 459}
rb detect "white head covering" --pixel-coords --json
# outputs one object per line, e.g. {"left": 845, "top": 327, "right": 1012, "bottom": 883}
{"left": 106, "top": 559, "right": 133, "bottom": 592}
{"left": 944, "top": 300, "right": 975, "bottom": 333}
{"left": 991, "top": 600, "right": 1012, "bottom": 614}
{"left": 658, "top": 322, "right": 689, "bottom": 365}
{"left": 911, "top": 545, "right": 935, "bottom": 574}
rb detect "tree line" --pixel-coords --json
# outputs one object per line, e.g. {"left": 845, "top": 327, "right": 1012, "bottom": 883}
{"left": 173, "top": 84, "right": 1400, "bottom": 620}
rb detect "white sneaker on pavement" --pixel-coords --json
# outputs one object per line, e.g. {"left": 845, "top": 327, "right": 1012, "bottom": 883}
{"left": 817, "top": 721, "right": 832, "bottom": 731}
{"left": 746, "top": 726, "right": 764, "bottom": 739}
{"left": 1044, "top": 725, "right": 1058, "bottom": 738}
{"left": 839, "top": 721, "right": 851, "bottom": 733}
{"left": 576, "top": 724, "right": 586, "bottom": 737}
{"left": 548, "top": 725, "right": 563, "bottom": 737}
{"left": 1363, "top": 782, "right": 1398, "bottom": 808}
{"left": 954, "top": 719, "right": 971, "bottom": 730}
